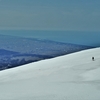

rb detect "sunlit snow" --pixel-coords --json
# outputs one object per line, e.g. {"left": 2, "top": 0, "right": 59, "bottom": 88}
{"left": 0, "top": 48, "right": 100, "bottom": 100}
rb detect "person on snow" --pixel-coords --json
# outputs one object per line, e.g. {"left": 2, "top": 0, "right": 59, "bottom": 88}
{"left": 92, "top": 57, "right": 94, "bottom": 61}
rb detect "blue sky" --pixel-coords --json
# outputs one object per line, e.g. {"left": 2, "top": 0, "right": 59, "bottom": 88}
{"left": 0, "top": 0, "right": 100, "bottom": 31}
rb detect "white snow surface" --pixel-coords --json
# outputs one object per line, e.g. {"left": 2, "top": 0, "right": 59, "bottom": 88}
{"left": 0, "top": 48, "right": 100, "bottom": 100}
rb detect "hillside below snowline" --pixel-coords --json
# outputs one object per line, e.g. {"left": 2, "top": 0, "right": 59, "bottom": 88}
{"left": 0, "top": 34, "right": 93, "bottom": 70}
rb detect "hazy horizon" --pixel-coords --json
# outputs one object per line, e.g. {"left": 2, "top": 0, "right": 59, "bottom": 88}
{"left": 0, "top": 0, "right": 100, "bottom": 47}
{"left": 0, "top": 30, "right": 100, "bottom": 47}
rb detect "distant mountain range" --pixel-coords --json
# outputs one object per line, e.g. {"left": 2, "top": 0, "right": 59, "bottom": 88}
{"left": 0, "top": 34, "right": 94, "bottom": 70}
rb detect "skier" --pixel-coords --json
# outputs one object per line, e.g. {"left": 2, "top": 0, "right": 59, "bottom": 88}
{"left": 92, "top": 57, "right": 94, "bottom": 61}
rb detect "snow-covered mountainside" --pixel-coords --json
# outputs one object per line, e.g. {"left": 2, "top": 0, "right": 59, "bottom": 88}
{"left": 0, "top": 48, "right": 100, "bottom": 100}
{"left": 0, "top": 34, "right": 93, "bottom": 70}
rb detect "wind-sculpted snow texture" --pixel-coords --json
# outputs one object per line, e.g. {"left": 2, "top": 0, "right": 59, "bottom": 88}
{"left": 0, "top": 34, "right": 93, "bottom": 70}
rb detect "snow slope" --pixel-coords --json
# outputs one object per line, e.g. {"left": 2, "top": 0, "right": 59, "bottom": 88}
{"left": 0, "top": 48, "right": 100, "bottom": 100}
